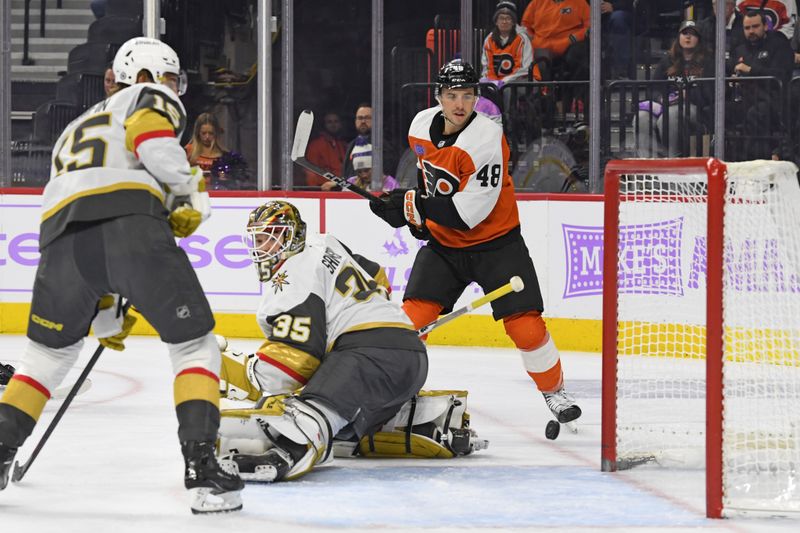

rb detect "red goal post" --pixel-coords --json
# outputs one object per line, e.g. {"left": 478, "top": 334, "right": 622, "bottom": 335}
{"left": 602, "top": 157, "right": 800, "bottom": 518}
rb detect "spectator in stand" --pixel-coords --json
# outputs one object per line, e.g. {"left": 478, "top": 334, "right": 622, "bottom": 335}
{"left": 103, "top": 64, "right": 115, "bottom": 98}
{"left": 304, "top": 111, "right": 346, "bottom": 189}
{"left": 636, "top": 20, "right": 715, "bottom": 157}
{"left": 346, "top": 141, "right": 399, "bottom": 192}
{"left": 481, "top": 1, "right": 534, "bottom": 84}
{"left": 728, "top": 9, "right": 794, "bottom": 159}
{"left": 90, "top": 0, "right": 106, "bottom": 18}
{"left": 736, "top": 1, "right": 797, "bottom": 40}
{"left": 342, "top": 103, "right": 372, "bottom": 181}
{"left": 699, "top": 0, "right": 745, "bottom": 54}
{"left": 521, "top": 0, "right": 590, "bottom": 83}
{"left": 185, "top": 112, "right": 251, "bottom": 190}
{"left": 791, "top": 11, "right": 800, "bottom": 73}
{"left": 601, "top": 1, "right": 635, "bottom": 79}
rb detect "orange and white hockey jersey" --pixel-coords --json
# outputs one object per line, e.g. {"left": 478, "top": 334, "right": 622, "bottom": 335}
{"left": 481, "top": 28, "right": 535, "bottom": 82}
{"left": 41, "top": 82, "right": 191, "bottom": 247}
{"left": 521, "top": 0, "right": 590, "bottom": 57}
{"left": 407, "top": 106, "right": 519, "bottom": 249}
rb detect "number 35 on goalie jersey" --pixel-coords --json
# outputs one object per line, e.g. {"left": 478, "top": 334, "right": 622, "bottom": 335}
{"left": 254, "top": 234, "right": 414, "bottom": 387}
{"left": 408, "top": 106, "right": 520, "bottom": 248}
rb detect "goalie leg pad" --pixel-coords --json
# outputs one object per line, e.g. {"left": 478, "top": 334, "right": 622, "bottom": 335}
{"left": 355, "top": 390, "right": 489, "bottom": 458}
{"left": 220, "top": 395, "right": 333, "bottom": 482}
{"left": 219, "top": 349, "right": 262, "bottom": 401}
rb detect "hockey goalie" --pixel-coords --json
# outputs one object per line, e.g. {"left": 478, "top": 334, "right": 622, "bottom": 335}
{"left": 215, "top": 200, "right": 488, "bottom": 482}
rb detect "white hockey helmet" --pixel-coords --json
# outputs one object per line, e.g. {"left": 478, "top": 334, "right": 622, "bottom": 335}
{"left": 112, "top": 37, "right": 187, "bottom": 95}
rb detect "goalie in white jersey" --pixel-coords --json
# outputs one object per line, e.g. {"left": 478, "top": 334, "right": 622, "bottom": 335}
{"left": 215, "top": 201, "right": 487, "bottom": 483}
{"left": 0, "top": 37, "right": 242, "bottom": 514}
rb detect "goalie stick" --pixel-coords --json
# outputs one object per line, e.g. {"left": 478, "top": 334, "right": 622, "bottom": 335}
{"left": 291, "top": 110, "right": 381, "bottom": 207}
{"left": 11, "top": 301, "right": 131, "bottom": 484}
{"left": 416, "top": 276, "right": 525, "bottom": 337}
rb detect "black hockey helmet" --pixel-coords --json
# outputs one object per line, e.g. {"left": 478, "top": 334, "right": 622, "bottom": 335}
{"left": 436, "top": 59, "right": 480, "bottom": 97}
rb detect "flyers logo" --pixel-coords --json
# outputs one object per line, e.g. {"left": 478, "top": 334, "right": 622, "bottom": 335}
{"left": 492, "top": 53, "right": 516, "bottom": 76}
{"left": 421, "top": 160, "right": 460, "bottom": 197}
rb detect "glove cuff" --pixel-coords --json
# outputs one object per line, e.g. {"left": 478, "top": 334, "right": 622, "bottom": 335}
{"left": 403, "top": 190, "right": 425, "bottom": 228}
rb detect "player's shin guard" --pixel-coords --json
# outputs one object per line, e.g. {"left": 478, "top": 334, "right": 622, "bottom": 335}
{"left": 504, "top": 314, "right": 581, "bottom": 423}
{"left": 220, "top": 395, "right": 333, "bottom": 482}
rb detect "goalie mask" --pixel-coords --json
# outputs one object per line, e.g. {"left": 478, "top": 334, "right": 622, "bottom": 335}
{"left": 113, "top": 37, "right": 188, "bottom": 95}
{"left": 244, "top": 201, "right": 307, "bottom": 282}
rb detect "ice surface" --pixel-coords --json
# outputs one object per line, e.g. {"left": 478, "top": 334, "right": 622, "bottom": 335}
{"left": 0, "top": 336, "right": 797, "bottom": 532}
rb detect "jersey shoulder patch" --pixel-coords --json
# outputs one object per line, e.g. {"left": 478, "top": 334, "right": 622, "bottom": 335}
{"left": 128, "top": 83, "right": 187, "bottom": 134}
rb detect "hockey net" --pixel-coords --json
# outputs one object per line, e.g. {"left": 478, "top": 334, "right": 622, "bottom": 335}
{"left": 602, "top": 158, "right": 800, "bottom": 517}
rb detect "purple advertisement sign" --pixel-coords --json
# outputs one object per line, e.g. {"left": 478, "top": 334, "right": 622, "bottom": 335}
{"left": 563, "top": 218, "right": 685, "bottom": 299}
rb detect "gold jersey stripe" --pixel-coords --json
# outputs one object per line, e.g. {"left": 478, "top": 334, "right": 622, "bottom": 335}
{"left": 174, "top": 370, "right": 220, "bottom": 408}
{"left": 41, "top": 182, "right": 165, "bottom": 222}
{"left": 124, "top": 108, "right": 176, "bottom": 153}
{"left": 0, "top": 377, "right": 49, "bottom": 422}
{"left": 257, "top": 341, "right": 321, "bottom": 383}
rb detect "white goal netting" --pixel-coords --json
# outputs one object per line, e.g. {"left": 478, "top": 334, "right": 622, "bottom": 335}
{"left": 609, "top": 160, "right": 800, "bottom": 514}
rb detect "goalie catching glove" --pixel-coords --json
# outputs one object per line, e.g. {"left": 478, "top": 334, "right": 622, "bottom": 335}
{"left": 92, "top": 294, "right": 136, "bottom": 351}
{"left": 164, "top": 166, "right": 210, "bottom": 237}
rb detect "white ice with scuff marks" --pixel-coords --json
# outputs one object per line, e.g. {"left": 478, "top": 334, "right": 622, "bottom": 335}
{"left": 0, "top": 336, "right": 797, "bottom": 532}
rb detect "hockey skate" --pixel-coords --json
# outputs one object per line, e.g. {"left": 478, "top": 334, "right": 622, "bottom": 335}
{"left": 225, "top": 436, "right": 308, "bottom": 483}
{"left": 543, "top": 387, "right": 582, "bottom": 424}
{"left": 181, "top": 440, "right": 244, "bottom": 514}
{"left": 0, "top": 443, "right": 17, "bottom": 491}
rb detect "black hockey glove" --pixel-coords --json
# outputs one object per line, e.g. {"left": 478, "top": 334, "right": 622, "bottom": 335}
{"left": 0, "top": 363, "right": 15, "bottom": 386}
{"left": 409, "top": 224, "right": 431, "bottom": 241}
{"left": 370, "top": 188, "right": 410, "bottom": 228}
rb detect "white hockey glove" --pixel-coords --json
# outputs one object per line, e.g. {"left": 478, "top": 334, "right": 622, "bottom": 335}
{"left": 164, "top": 166, "right": 210, "bottom": 238}
{"left": 92, "top": 294, "right": 137, "bottom": 351}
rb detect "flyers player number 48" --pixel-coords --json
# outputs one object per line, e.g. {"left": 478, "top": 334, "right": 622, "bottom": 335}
{"left": 370, "top": 59, "right": 582, "bottom": 433}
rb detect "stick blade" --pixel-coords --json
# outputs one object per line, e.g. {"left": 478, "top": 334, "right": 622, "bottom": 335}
{"left": 11, "top": 460, "right": 24, "bottom": 483}
{"left": 291, "top": 110, "right": 314, "bottom": 161}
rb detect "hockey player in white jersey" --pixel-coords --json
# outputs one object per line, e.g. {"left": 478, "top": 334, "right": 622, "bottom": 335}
{"left": 0, "top": 37, "right": 242, "bottom": 514}
{"left": 214, "top": 201, "right": 486, "bottom": 482}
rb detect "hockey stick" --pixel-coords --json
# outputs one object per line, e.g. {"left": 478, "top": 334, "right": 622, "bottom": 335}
{"left": 11, "top": 301, "right": 132, "bottom": 483}
{"left": 291, "top": 110, "right": 381, "bottom": 207}
{"left": 417, "top": 276, "right": 525, "bottom": 337}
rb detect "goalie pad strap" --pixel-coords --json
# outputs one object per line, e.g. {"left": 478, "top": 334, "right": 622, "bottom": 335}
{"left": 298, "top": 398, "right": 335, "bottom": 463}
{"left": 358, "top": 431, "right": 454, "bottom": 459}
{"left": 405, "top": 395, "right": 417, "bottom": 454}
